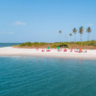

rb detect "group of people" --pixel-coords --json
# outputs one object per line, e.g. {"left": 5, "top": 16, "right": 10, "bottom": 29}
{"left": 58, "top": 47, "right": 67, "bottom": 52}
{"left": 74, "top": 48, "right": 87, "bottom": 53}
{"left": 36, "top": 46, "right": 87, "bottom": 53}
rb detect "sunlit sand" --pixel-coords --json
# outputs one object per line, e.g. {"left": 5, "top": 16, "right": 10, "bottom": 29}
{"left": 0, "top": 47, "right": 96, "bottom": 59}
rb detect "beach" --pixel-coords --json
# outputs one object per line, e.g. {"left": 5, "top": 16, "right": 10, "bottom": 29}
{"left": 0, "top": 47, "right": 96, "bottom": 59}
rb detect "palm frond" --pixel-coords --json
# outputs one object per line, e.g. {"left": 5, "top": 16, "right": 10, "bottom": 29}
{"left": 87, "top": 27, "right": 91, "bottom": 33}
{"left": 59, "top": 30, "right": 62, "bottom": 34}
{"left": 73, "top": 28, "right": 77, "bottom": 34}
{"left": 79, "top": 26, "right": 84, "bottom": 34}
{"left": 69, "top": 33, "right": 72, "bottom": 36}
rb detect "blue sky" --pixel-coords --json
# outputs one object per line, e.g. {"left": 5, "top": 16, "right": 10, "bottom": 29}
{"left": 0, "top": 0, "right": 96, "bottom": 43}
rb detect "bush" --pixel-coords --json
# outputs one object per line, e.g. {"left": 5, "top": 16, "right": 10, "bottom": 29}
{"left": 39, "top": 42, "right": 47, "bottom": 46}
{"left": 82, "top": 42, "right": 86, "bottom": 46}
{"left": 19, "top": 43, "right": 26, "bottom": 46}
{"left": 18, "top": 40, "right": 96, "bottom": 48}
{"left": 25, "top": 42, "right": 32, "bottom": 46}
{"left": 51, "top": 43, "right": 68, "bottom": 48}
{"left": 51, "top": 44, "right": 58, "bottom": 48}
{"left": 94, "top": 44, "right": 96, "bottom": 47}
{"left": 59, "top": 43, "right": 68, "bottom": 48}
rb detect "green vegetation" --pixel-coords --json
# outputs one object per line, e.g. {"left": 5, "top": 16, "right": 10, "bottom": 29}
{"left": 51, "top": 43, "right": 69, "bottom": 48}
{"left": 20, "top": 42, "right": 32, "bottom": 46}
{"left": 86, "top": 27, "right": 91, "bottom": 41}
{"left": 15, "top": 26, "right": 94, "bottom": 49}
{"left": 69, "top": 26, "right": 92, "bottom": 42}
{"left": 73, "top": 28, "right": 77, "bottom": 42}
{"left": 70, "top": 40, "right": 96, "bottom": 46}
{"left": 18, "top": 42, "right": 69, "bottom": 48}
{"left": 17, "top": 40, "right": 96, "bottom": 48}
{"left": 59, "top": 30, "right": 62, "bottom": 42}
{"left": 79, "top": 26, "right": 84, "bottom": 41}
{"left": 69, "top": 33, "right": 72, "bottom": 42}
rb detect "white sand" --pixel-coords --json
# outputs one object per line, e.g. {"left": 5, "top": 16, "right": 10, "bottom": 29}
{"left": 0, "top": 47, "right": 96, "bottom": 59}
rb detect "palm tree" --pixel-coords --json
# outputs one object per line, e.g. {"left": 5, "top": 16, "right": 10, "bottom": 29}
{"left": 86, "top": 27, "right": 91, "bottom": 41}
{"left": 59, "top": 30, "right": 62, "bottom": 42}
{"left": 69, "top": 33, "right": 72, "bottom": 42}
{"left": 73, "top": 28, "right": 77, "bottom": 42}
{"left": 79, "top": 26, "right": 84, "bottom": 41}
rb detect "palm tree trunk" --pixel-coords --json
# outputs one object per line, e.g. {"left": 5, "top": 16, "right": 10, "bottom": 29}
{"left": 60, "top": 34, "right": 61, "bottom": 41}
{"left": 75, "top": 34, "right": 76, "bottom": 42}
{"left": 80, "top": 34, "right": 82, "bottom": 41}
{"left": 74, "top": 34, "right": 75, "bottom": 42}
{"left": 89, "top": 33, "right": 90, "bottom": 41}
{"left": 70, "top": 36, "right": 71, "bottom": 42}
{"left": 81, "top": 34, "right": 82, "bottom": 41}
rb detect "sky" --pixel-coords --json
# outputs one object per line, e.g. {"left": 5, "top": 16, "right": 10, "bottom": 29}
{"left": 0, "top": 0, "right": 96, "bottom": 43}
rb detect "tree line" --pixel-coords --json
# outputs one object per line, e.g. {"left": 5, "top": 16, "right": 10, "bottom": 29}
{"left": 59, "top": 26, "right": 91, "bottom": 42}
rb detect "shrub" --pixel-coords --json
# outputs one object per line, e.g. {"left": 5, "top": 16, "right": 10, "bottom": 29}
{"left": 51, "top": 43, "right": 68, "bottom": 48}
{"left": 19, "top": 43, "right": 26, "bottom": 46}
{"left": 39, "top": 42, "right": 47, "bottom": 46}
{"left": 94, "top": 44, "right": 96, "bottom": 47}
{"left": 59, "top": 43, "right": 69, "bottom": 48}
{"left": 25, "top": 42, "right": 32, "bottom": 46}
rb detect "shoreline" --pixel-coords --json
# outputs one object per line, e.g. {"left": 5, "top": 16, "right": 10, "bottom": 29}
{"left": 0, "top": 47, "right": 96, "bottom": 60}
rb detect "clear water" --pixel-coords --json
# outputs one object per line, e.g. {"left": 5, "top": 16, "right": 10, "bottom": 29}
{"left": 0, "top": 56, "right": 96, "bottom": 96}
{"left": 0, "top": 43, "right": 20, "bottom": 47}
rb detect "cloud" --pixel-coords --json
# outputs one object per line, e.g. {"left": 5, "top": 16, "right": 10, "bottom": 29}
{"left": 87, "top": 23, "right": 93, "bottom": 26}
{"left": 1, "top": 31, "right": 14, "bottom": 34}
{"left": 13, "top": 21, "right": 26, "bottom": 25}
{"left": 1, "top": 31, "right": 6, "bottom": 33}
{"left": 8, "top": 32, "right": 14, "bottom": 34}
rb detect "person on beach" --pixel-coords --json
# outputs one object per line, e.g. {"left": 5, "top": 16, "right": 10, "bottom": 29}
{"left": 64, "top": 48, "right": 67, "bottom": 52}
{"left": 36, "top": 46, "right": 38, "bottom": 50}
{"left": 47, "top": 46, "right": 49, "bottom": 49}
{"left": 79, "top": 48, "right": 82, "bottom": 53}
{"left": 70, "top": 48, "right": 73, "bottom": 52}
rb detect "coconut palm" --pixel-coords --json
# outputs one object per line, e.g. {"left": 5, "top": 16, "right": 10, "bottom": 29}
{"left": 59, "top": 30, "right": 62, "bottom": 42}
{"left": 79, "top": 26, "right": 84, "bottom": 41}
{"left": 86, "top": 27, "right": 91, "bottom": 41}
{"left": 69, "top": 33, "right": 72, "bottom": 42}
{"left": 73, "top": 28, "right": 77, "bottom": 42}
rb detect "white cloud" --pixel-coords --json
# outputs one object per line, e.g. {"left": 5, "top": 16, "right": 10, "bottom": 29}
{"left": 1, "top": 31, "right": 14, "bottom": 34}
{"left": 87, "top": 23, "right": 93, "bottom": 26}
{"left": 8, "top": 32, "right": 14, "bottom": 34}
{"left": 1, "top": 31, "right": 6, "bottom": 33}
{"left": 13, "top": 21, "right": 26, "bottom": 25}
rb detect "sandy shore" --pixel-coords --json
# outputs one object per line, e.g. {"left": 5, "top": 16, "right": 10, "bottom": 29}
{"left": 0, "top": 47, "right": 96, "bottom": 59}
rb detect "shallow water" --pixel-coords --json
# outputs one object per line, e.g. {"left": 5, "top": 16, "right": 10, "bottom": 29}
{"left": 0, "top": 56, "right": 96, "bottom": 96}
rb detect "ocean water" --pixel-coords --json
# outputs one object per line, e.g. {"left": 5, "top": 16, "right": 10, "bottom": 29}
{"left": 0, "top": 43, "right": 20, "bottom": 47}
{"left": 0, "top": 56, "right": 96, "bottom": 96}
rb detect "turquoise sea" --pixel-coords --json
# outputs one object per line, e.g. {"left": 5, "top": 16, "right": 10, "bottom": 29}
{"left": 0, "top": 44, "right": 96, "bottom": 96}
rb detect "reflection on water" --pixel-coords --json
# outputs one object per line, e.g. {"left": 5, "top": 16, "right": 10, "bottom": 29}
{"left": 0, "top": 56, "right": 96, "bottom": 96}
